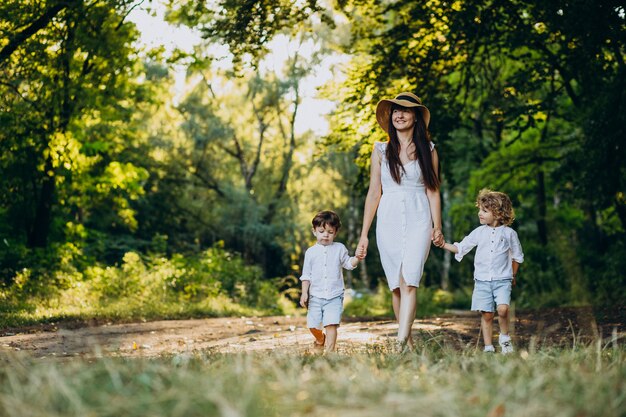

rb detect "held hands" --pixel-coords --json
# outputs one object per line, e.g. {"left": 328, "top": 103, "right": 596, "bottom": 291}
{"left": 432, "top": 228, "right": 445, "bottom": 248}
{"left": 356, "top": 237, "right": 369, "bottom": 260}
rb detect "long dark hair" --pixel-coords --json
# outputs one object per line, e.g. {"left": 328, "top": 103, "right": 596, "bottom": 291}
{"left": 386, "top": 104, "right": 440, "bottom": 190}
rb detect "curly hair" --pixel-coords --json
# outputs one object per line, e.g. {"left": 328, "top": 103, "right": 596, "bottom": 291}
{"left": 476, "top": 189, "right": 515, "bottom": 226}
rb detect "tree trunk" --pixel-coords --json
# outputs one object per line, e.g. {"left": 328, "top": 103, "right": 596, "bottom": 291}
{"left": 536, "top": 169, "right": 548, "bottom": 245}
{"left": 28, "top": 156, "right": 55, "bottom": 248}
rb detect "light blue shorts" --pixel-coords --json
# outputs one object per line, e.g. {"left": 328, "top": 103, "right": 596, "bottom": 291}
{"left": 471, "top": 279, "right": 512, "bottom": 312}
{"left": 307, "top": 295, "right": 344, "bottom": 329}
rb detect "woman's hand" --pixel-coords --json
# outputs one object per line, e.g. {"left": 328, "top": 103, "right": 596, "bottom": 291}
{"left": 432, "top": 228, "right": 444, "bottom": 247}
{"left": 356, "top": 236, "right": 369, "bottom": 259}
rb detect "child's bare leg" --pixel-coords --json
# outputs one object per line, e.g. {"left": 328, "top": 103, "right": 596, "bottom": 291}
{"left": 481, "top": 311, "right": 494, "bottom": 347}
{"left": 324, "top": 325, "right": 338, "bottom": 352}
{"left": 397, "top": 277, "right": 417, "bottom": 345}
{"left": 309, "top": 327, "right": 325, "bottom": 346}
{"left": 496, "top": 304, "right": 510, "bottom": 335}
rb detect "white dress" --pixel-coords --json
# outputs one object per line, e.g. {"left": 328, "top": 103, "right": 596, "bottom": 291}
{"left": 375, "top": 141, "right": 434, "bottom": 290}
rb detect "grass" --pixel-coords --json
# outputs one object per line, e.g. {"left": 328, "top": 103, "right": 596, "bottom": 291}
{"left": 0, "top": 338, "right": 624, "bottom": 417}
{"left": 0, "top": 292, "right": 291, "bottom": 330}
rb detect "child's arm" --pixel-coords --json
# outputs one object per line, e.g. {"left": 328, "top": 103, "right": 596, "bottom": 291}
{"left": 440, "top": 242, "right": 459, "bottom": 254}
{"left": 340, "top": 245, "right": 360, "bottom": 270}
{"left": 300, "top": 280, "right": 311, "bottom": 308}
{"left": 512, "top": 260, "right": 520, "bottom": 286}
{"left": 510, "top": 230, "right": 524, "bottom": 286}
{"left": 438, "top": 228, "right": 479, "bottom": 262}
{"left": 300, "top": 250, "right": 313, "bottom": 308}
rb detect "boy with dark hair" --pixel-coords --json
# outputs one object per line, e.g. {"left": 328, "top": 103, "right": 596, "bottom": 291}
{"left": 300, "top": 210, "right": 363, "bottom": 352}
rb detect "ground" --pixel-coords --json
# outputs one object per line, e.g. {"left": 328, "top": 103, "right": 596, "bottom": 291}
{"left": 1, "top": 307, "right": 624, "bottom": 358}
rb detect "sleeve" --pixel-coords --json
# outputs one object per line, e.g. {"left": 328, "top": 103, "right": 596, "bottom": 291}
{"left": 300, "top": 249, "right": 313, "bottom": 281}
{"left": 509, "top": 230, "right": 524, "bottom": 263}
{"left": 429, "top": 141, "right": 435, "bottom": 151}
{"left": 374, "top": 141, "right": 386, "bottom": 159}
{"left": 339, "top": 244, "right": 357, "bottom": 271}
{"left": 453, "top": 227, "right": 480, "bottom": 262}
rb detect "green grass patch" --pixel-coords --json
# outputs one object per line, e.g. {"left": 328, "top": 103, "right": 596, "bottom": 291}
{"left": 0, "top": 341, "right": 623, "bottom": 416}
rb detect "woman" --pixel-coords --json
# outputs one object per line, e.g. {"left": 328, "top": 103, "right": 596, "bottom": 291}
{"left": 357, "top": 92, "right": 444, "bottom": 349}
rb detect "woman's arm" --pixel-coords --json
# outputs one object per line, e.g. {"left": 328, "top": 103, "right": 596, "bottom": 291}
{"left": 357, "top": 145, "right": 383, "bottom": 256}
{"left": 426, "top": 148, "right": 444, "bottom": 246}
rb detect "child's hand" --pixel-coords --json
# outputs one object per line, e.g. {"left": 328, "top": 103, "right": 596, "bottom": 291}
{"left": 300, "top": 292, "right": 309, "bottom": 309}
{"left": 356, "top": 237, "right": 368, "bottom": 259}
{"left": 432, "top": 228, "right": 444, "bottom": 247}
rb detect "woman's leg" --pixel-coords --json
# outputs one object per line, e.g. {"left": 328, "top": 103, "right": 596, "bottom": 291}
{"left": 392, "top": 288, "right": 401, "bottom": 321}
{"left": 392, "top": 288, "right": 414, "bottom": 348}
{"left": 397, "top": 277, "right": 417, "bottom": 345}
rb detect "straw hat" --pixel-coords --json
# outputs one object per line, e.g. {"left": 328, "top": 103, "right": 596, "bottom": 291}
{"left": 375, "top": 92, "right": 430, "bottom": 132}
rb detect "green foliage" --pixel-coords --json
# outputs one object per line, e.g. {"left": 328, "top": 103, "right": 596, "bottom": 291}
{"left": 166, "top": 0, "right": 330, "bottom": 69}
{"left": 0, "top": 245, "right": 295, "bottom": 328}
{"left": 323, "top": 0, "right": 626, "bottom": 306}
{"left": 1, "top": 0, "right": 624, "bottom": 316}
{"left": 343, "top": 286, "right": 393, "bottom": 318}
{"left": 344, "top": 285, "right": 452, "bottom": 318}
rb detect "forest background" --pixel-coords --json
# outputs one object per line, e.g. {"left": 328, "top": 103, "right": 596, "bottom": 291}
{"left": 0, "top": 0, "right": 624, "bottom": 327}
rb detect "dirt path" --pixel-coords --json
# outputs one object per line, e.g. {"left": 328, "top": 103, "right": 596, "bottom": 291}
{"left": 1, "top": 307, "right": 623, "bottom": 358}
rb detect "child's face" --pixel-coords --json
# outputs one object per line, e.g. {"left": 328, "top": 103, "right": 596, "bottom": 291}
{"left": 478, "top": 205, "right": 499, "bottom": 227}
{"left": 312, "top": 224, "right": 337, "bottom": 246}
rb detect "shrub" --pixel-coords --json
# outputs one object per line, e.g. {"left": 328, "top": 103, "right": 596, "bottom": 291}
{"left": 344, "top": 285, "right": 449, "bottom": 318}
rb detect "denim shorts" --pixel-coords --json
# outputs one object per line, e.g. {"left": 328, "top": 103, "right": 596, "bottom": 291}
{"left": 307, "top": 295, "right": 344, "bottom": 329}
{"left": 471, "top": 279, "right": 512, "bottom": 312}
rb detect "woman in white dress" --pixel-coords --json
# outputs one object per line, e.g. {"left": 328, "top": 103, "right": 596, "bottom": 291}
{"left": 357, "top": 92, "right": 444, "bottom": 349}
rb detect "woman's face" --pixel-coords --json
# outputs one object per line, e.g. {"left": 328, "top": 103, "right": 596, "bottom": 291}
{"left": 391, "top": 107, "right": 416, "bottom": 132}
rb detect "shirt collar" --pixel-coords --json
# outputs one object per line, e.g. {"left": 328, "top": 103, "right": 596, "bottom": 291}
{"left": 315, "top": 242, "right": 334, "bottom": 248}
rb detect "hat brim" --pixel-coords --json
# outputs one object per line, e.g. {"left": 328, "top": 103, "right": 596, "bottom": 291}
{"left": 376, "top": 99, "right": 431, "bottom": 132}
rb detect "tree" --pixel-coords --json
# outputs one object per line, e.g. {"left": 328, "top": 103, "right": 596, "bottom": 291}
{"left": 0, "top": 1, "right": 158, "bottom": 283}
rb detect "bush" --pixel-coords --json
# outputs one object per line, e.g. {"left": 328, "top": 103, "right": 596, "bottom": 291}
{"left": 0, "top": 243, "right": 290, "bottom": 327}
{"left": 344, "top": 284, "right": 450, "bottom": 318}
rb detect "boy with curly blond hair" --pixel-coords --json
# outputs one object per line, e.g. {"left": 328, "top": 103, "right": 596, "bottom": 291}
{"left": 438, "top": 189, "right": 524, "bottom": 354}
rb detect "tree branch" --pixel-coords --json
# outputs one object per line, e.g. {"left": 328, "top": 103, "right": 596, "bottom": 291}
{"left": 0, "top": 3, "right": 68, "bottom": 66}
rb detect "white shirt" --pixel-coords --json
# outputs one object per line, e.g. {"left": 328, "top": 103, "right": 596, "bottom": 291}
{"left": 453, "top": 225, "right": 524, "bottom": 281}
{"left": 300, "top": 242, "right": 357, "bottom": 299}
